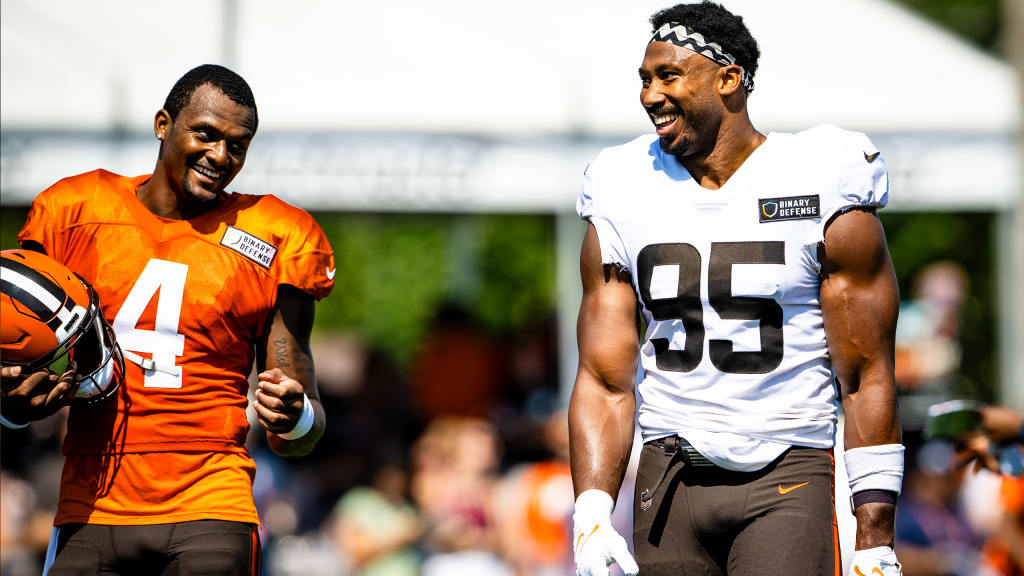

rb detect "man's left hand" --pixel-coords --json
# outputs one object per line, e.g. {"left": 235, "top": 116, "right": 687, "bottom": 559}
{"left": 850, "top": 546, "right": 902, "bottom": 576}
{"left": 253, "top": 368, "right": 305, "bottom": 435}
{"left": 1, "top": 363, "right": 78, "bottom": 425}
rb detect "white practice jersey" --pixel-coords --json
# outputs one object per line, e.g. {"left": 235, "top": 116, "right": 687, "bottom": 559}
{"left": 577, "top": 125, "right": 889, "bottom": 472}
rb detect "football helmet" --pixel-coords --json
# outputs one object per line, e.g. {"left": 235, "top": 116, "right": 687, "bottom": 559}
{"left": 1, "top": 249, "right": 123, "bottom": 403}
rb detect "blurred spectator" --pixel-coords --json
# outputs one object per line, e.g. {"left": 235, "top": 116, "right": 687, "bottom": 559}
{"left": 1, "top": 472, "right": 40, "bottom": 576}
{"left": 895, "top": 261, "right": 970, "bottom": 429}
{"left": 411, "top": 417, "right": 511, "bottom": 575}
{"left": 494, "top": 316, "right": 563, "bottom": 465}
{"left": 980, "top": 474, "right": 1024, "bottom": 575}
{"left": 972, "top": 407, "right": 1024, "bottom": 576}
{"left": 412, "top": 304, "right": 501, "bottom": 420}
{"left": 332, "top": 464, "right": 421, "bottom": 576}
{"left": 910, "top": 403, "right": 1024, "bottom": 576}
{"left": 267, "top": 533, "right": 341, "bottom": 576}
{"left": 896, "top": 441, "right": 982, "bottom": 575}
{"left": 0, "top": 409, "right": 68, "bottom": 574}
{"left": 495, "top": 410, "right": 575, "bottom": 576}
{"left": 310, "top": 336, "right": 421, "bottom": 521}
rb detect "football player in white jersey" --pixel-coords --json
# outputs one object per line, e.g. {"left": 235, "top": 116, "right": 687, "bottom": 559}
{"left": 569, "top": 2, "right": 903, "bottom": 575}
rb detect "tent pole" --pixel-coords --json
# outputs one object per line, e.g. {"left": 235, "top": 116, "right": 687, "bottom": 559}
{"left": 557, "top": 211, "right": 586, "bottom": 409}
{"left": 1005, "top": 0, "right": 1024, "bottom": 410}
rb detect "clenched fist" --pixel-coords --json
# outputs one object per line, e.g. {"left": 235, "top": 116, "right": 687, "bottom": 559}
{"left": 252, "top": 368, "right": 306, "bottom": 435}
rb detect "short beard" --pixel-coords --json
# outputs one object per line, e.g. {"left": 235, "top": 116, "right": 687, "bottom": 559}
{"left": 659, "top": 133, "right": 693, "bottom": 157}
{"left": 661, "top": 108, "right": 718, "bottom": 159}
{"left": 180, "top": 176, "right": 221, "bottom": 207}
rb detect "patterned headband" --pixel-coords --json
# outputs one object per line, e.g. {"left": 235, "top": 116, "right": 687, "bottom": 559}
{"left": 650, "top": 22, "right": 754, "bottom": 92}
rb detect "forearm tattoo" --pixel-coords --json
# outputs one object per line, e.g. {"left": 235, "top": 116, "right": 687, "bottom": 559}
{"left": 272, "top": 337, "right": 290, "bottom": 368}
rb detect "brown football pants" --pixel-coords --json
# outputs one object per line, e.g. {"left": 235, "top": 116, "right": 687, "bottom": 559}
{"left": 634, "top": 438, "right": 840, "bottom": 576}
{"left": 46, "top": 519, "right": 261, "bottom": 576}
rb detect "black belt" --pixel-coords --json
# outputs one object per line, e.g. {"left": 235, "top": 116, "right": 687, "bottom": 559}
{"left": 648, "top": 435, "right": 716, "bottom": 467}
{"left": 640, "top": 436, "right": 716, "bottom": 510}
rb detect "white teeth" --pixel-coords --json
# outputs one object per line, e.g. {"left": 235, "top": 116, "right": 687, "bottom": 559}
{"left": 193, "top": 166, "right": 221, "bottom": 179}
{"left": 653, "top": 114, "right": 679, "bottom": 126}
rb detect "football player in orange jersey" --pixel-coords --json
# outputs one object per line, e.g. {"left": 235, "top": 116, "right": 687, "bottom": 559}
{"left": 0, "top": 64, "right": 334, "bottom": 575}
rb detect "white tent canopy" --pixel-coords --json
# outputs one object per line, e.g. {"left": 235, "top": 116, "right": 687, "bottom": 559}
{"left": 1, "top": 0, "right": 1017, "bottom": 135}
{"left": 1, "top": 0, "right": 1019, "bottom": 212}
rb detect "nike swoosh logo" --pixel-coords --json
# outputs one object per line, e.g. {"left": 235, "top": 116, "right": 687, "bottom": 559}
{"left": 575, "top": 524, "right": 599, "bottom": 556}
{"left": 852, "top": 566, "right": 885, "bottom": 576}
{"left": 864, "top": 151, "right": 880, "bottom": 163}
{"left": 778, "top": 482, "right": 810, "bottom": 495}
{"left": 326, "top": 267, "right": 336, "bottom": 280}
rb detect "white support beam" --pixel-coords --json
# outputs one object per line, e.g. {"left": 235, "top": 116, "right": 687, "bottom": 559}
{"left": 1005, "top": 0, "right": 1024, "bottom": 410}
{"left": 556, "top": 212, "right": 586, "bottom": 408}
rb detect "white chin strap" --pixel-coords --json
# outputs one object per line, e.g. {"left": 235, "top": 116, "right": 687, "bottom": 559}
{"left": 123, "top": 351, "right": 181, "bottom": 376}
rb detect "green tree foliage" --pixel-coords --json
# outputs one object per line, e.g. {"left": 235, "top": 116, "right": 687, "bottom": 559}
{"left": 314, "top": 214, "right": 450, "bottom": 362}
{"left": 880, "top": 212, "right": 997, "bottom": 401}
{"left": 308, "top": 213, "right": 555, "bottom": 362}
{"left": 893, "top": 0, "right": 1003, "bottom": 52}
{"left": 473, "top": 215, "right": 555, "bottom": 333}
{"left": 0, "top": 208, "right": 28, "bottom": 251}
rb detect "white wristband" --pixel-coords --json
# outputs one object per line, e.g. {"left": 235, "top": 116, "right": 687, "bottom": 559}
{"left": 844, "top": 443, "right": 904, "bottom": 494}
{"left": 277, "top": 394, "right": 315, "bottom": 440}
{"left": 0, "top": 413, "right": 30, "bottom": 429}
{"left": 574, "top": 489, "right": 615, "bottom": 520}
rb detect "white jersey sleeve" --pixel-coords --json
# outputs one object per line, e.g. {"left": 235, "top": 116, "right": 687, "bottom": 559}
{"left": 577, "top": 152, "right": 630, "bottom": 270}
{"left": 801, "top": 125, "right": 890, "bottom": 245}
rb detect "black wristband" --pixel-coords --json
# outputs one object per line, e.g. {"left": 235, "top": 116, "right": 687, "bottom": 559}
{"left": 851, "top": 489, "right": 898, "bottom": 514}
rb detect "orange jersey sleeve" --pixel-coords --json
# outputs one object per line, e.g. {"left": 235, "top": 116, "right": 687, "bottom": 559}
{"left": 271, "top": 203, "right": 335, "bottom": 301}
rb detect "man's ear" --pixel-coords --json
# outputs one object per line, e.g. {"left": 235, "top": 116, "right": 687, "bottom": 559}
{"left": 154, "top": 109, "right": 172, "bottom": 141}
{"left": 718, "top": 65, "right": 744, "bottom": 96}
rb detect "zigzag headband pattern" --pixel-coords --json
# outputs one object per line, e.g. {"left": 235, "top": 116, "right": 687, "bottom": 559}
{"left": 650, "top": 22, "right": 754, "bottom": 92}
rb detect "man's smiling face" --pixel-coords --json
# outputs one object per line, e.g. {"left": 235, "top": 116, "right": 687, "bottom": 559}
{"left": 156, "top": 83, "right": 255, "bottom": 206}
{"left": 639, "top": 41, "right": 722, "bottom": 157}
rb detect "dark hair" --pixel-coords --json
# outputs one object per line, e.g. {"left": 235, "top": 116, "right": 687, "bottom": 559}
{"left": 162, "top": 64, "right": 258, "bottom": 131}
{"left": 650, "top": 2, "right": 760, "bottom": 87}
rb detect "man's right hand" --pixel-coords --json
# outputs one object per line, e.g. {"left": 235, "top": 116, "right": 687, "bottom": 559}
{"left": 573, "top": 489, "right": 639, "bottom": 576}
{"left": 0, "top": 363, "right": 78, "bottom": 426}
{"left": 850, "top": 546, "right": 902, "bottom": 576}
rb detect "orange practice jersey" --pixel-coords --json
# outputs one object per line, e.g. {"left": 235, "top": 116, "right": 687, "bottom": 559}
{"left": 18, "top": 170, "right": 334, "bottom": 526}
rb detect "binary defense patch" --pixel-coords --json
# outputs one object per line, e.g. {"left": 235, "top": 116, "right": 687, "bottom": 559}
{"left": 758, "top": 195, "right": 820, "bottom": 223}
{"left": 220, "top": 226, "right": 277, "bottom": 268}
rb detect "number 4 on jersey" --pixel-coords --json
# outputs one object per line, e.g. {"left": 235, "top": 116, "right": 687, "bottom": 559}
{"left": 112, "top": 259, "right": 188, "bottom": 388}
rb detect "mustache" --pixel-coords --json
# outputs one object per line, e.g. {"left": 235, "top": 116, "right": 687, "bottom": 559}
{"left": 647, "top": 106, "right": 682, "bottom": 117}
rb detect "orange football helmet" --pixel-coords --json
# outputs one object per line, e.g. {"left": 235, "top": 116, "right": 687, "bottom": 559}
{"left": 1, "top": 249, "right": 123, "bottom": 403}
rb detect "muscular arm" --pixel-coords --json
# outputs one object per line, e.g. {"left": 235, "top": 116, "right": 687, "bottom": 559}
{"left": 820, "top": 208, "right": 900, "bottom": 549}
{"left": 569, "top": 224, "right": 639, "bottom": 499}
{"left": 255, "top": 284, "right": 326, "bottom": 457}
